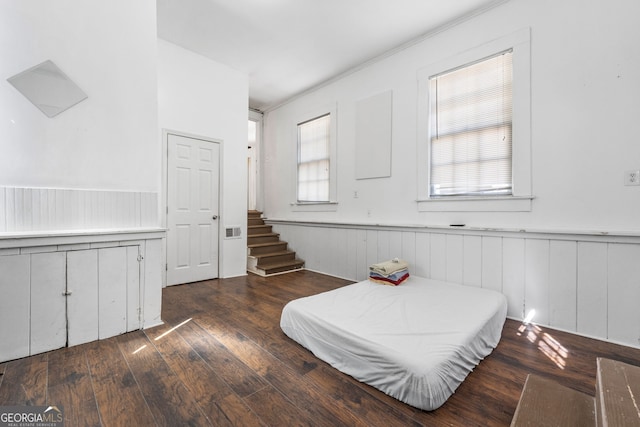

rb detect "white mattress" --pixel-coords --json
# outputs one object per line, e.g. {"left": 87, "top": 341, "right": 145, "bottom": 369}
{"left": 280, "top": 276, "right": 507, "bottom": 410}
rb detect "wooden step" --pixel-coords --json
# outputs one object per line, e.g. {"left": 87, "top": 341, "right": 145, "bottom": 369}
{"left": 596, "top": 358, "right": 640, "bottom": 427}
{"left": 248, "top": 217, "right": 265, "bottom": 226}
{"left": 255, "top": 250, "right": 296, "bottom": 265}
{"left": 256, "top": 259, "right": 305, "bottom": 276}
{"left": 510, "top": 374, "right": 595, "bottom": 427}
{"left": 248, "top": 241, "right": 288, "bottom": 256}
{"left": 246, "top": 210, "right": 304, "bottom": 276}
{"left": 247, "top": 233, "right": 280, "bottom": 245}
{"left": 248, "top": 224, "right": 272, "bottom": 235}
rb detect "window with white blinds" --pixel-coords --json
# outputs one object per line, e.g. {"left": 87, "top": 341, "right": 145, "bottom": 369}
{"left": 297, "top": 114, "right": 331, "bottom": 202}
{"left": 429, "top": 50, "right": 513, "bottom": 197}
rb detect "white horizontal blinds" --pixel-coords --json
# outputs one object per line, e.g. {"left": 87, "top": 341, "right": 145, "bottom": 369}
{"left": 430, "top": 50, "right": 513, "bottom": 197}
{"left": 298, "top": 114, "right": 330, "bottom": 202}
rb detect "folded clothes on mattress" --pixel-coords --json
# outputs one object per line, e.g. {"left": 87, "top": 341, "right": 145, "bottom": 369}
{"left": 369, "top": 269, "right": 410, "bottom": 285}
{"left": 369, "top": 258, "right": 409, "bottom": 276}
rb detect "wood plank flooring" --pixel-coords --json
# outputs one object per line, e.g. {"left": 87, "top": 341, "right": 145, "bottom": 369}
{"left": 1, "top": 270, "right": 640, "bottom": 426}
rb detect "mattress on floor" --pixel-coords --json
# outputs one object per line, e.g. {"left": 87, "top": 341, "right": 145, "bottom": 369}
{"left": 280, "top": 276, "right": 508, "bottom": 411}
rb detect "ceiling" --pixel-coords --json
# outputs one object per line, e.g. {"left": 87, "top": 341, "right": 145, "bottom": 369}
{"left": 157, "top": 0, "right": 506, "bottom": 112}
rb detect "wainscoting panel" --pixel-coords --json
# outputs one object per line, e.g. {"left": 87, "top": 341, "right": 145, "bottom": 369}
{"left": 549, "top": 240, "right": 577, "bottom": 332}
{"left": 577, "top": 242, "right": 609, "bottom": 339}
{"left": 463, "top": 235, "right": 482, "bottom": 288}
{"left": 607, "top": 243, "right": 640, "bottom": 345}
{"left": 502, "top": 237, "right": 524, "bottom": 318}
{"left": 525, "top": 239, "right": 550, "bottom": 326}
{"left": 0, "top": 186, "right": 158, "bottom": 232}
{"left": 270, "top": 220, "right": 640, "bottom": 349}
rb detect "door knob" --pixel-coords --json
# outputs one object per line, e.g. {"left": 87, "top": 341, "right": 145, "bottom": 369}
{"left": 212, "top": 215, "right": 218, "bottom": 220}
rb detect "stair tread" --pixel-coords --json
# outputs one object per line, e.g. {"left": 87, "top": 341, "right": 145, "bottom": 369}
{"left": 248, "top": 242, "right": 287, "bottom": 248}
{"left": 511, "top": 374, "right": 595, "bottom": 427}
{"left": 248, "top": 232, "right": 279, "bottom": 237}
{"left": 596, "top": 358, "right": 640, "bottom": 427}
{"left": 253, "top": 250, "right": 295, "bottom": 260}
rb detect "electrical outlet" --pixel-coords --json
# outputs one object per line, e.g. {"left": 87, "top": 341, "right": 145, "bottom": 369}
{"left": 624, "top": 170, "right": 640, "bottom": 186}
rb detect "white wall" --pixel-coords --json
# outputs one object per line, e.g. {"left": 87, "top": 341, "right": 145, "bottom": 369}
{"left": 157, "top": 40, "right": 249, "bottom": 278}
{"left": 0, "top": 0, "right": 160, "bottom": 193}
{"left": 263, "top": 0, "right": 640, "bottom": 233}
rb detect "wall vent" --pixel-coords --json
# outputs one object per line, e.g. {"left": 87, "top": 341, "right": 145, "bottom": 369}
{"left": 225, "top": 226, "right": 241, "bottom": 239}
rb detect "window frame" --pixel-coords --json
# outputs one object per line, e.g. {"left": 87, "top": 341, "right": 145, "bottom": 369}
{"left": 292, "top": 104, "right": 338, "bottom": 211}
{"left": 417, "top": 28, "right": 532, "bottom": 212}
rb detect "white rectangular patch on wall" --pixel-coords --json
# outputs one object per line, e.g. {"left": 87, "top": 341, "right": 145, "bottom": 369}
{"left": 355, "top": 90, "right": 393, "bottom": 179}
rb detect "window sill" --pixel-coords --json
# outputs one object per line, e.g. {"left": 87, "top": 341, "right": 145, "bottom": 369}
{"left": 291, "top": 201, "right": 338, "bottom": 212}
{"left": 417, "top": 196, "right": 533, "bottom": 212}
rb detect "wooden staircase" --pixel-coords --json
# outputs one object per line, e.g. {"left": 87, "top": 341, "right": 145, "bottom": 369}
{"left": 511, "top": 357, "right": 640, "bottom": 426}
{"left": 247, "top": 210, "right": 304, "bottom": 276}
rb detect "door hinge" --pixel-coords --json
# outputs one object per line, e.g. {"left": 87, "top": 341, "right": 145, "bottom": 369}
{"left": 166, "top": 263, "right": 168, "bottom": 271}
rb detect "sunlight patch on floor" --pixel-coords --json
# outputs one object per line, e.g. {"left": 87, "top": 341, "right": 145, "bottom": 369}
{"left": 154, "top": 318, "right": 192, "bottom": 341}
{"left": 516, "top": 309, "right": 568, "bottom": 369}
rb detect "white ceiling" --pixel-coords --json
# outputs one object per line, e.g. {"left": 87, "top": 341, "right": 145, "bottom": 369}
{"left": 157, "top": 0, "right": 506, "bottom": 111}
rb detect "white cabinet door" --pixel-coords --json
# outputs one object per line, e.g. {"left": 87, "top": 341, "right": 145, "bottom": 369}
{"left": 67, "top": 249, "right": 99, "bottom": 346}
{"left": 0, "top": 255, "right": 30, "bottom": 362}
{"left": 66, "top": 246, "right": 141, "bottom": 345}
{"left": 1, "top": 245, "right": 141, "bottom": 361}
{"left": 98, "top": 247, "right": 129, "bottom": 339}
{"left": 30, "top": 252, "right": 67, "bottom": 355}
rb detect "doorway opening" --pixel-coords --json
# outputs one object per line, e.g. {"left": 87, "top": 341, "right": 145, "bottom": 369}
{"left": 248, "top": 110, "right": 263, "bottom": 212}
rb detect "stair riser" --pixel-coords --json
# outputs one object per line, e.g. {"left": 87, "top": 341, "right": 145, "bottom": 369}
{"left": 248, "top": 225, "right": 272, "bottom": 235}
{"left": 257, "top": 253, "right": 296, "bottom": 265}
{"left": 249, "top": 243, "right": 288, "bottom": 255}
{"left": 261, "top": 263, "right": 304, "bottom": 275}
{"left": 248, "top": 218, "right": 264, "bottom": 226}
{"left": 248, "top": 235, "right": 280, "bottom": 245}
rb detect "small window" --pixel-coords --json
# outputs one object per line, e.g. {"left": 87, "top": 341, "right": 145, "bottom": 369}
{"left": 297, "top": 114, "right": 331, "bottom": 202}
{"left": 430, "top": 51, "right": 513, "bottom": 197}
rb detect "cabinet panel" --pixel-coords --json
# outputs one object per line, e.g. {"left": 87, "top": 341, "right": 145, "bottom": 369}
{"left": 67, "top": 250, "right": 99, "bottom": 346}
{"left": 142, "top": 239, "right": 162, "bottom": 328}
{"left": 0, "top": 255, "right": 30, "bottom": 362}
{"left": 98, "top": 247, "right": 128, "bottom": 339}
{"left": 30, "top": 252, "right": 67, "bottom": 355}
{"left": 126, "top": 246, "right": 141, "bottom": 332}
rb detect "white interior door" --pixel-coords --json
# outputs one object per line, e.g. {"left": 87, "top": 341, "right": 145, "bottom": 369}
{"left": 167, "top": 133, "right": 220, "bottom": 285}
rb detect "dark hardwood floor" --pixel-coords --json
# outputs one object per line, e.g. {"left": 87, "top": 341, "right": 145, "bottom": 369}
{"left": 1, "top": 270, "right": 640, "bottom": 426}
